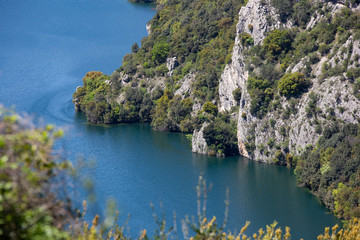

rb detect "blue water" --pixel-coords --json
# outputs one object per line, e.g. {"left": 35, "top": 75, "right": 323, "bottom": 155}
{"left": 0, "top": 1, "right": 339, "bottom": 239}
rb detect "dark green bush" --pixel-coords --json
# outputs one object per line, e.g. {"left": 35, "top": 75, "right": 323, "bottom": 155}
{"left": 202, "top": 102, "right": 218, "bottom": 116}
{"left": 152, "top": 41, "right": 170, "bottom": 64}
{"left": 239, "top": 32, "right": 254, "bottom": 46}
{"left": 278, "top": 72, "right": 310, "bottom": 98}
{"left": 247, "top": 76, "right": 274, "bottom": 118}
{"left": 264, "top": 29, "right": 292, "bottom": 57}
{"left": 292, "top": 0, "right": 311, "bottom": 28}
{"left": 203, "top": 116, "right": 238, "bottom": 156}
{"left": 271, "top": 0, "right": 294, "bottom": 22}
{"left": 232, "top": 88, "right": 242, "bottom": 103}
{"left": 131, "top": 42, "right": 139, "bottom": 53}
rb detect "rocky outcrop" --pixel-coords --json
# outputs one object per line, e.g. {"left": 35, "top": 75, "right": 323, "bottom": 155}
{"left": 219, "top": 0, "right": 286, "bottom": 112}
{"left": 214, "top": 0, "right": 360, "bottom": 162}
{"left": 175, "top": 73, "right": 195, "bottom": 97}
{"left": 192, "top": 123, "right": 208, "bottom": 154}
{"left": 73, "top": 86, "right": 82, "bottom": 111}
{"left": 166, "top": 57, "right": 179, "bottom": 76}
{"left": 146, "top": 23, "right": 151, "bottom": 35}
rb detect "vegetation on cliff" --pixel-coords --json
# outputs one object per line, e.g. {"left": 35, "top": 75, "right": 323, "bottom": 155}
{"left": 72, "top": 0, "right": 360, "bottom": 221}
{"left": 244, "top": 4, "right": 360, "bottom": 118}
{"left": 73, "top": 0, "right": 245, "bottom": 155}
{"left": 240, "top": 0, "right": 360, "bottom": 219}
{"left": 295, "top": 123, "right": 360, "bottom": 220}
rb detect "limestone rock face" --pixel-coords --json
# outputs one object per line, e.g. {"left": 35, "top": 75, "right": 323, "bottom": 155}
{"left": 146, "top": 23, "right": 151, "bottom": 35}
{"left": 73, "top": 86, "right": 82, "bottom": 111}
{"left": 175, "top": 73, "right": 195, "bottom": 97}
{"left": 214, "top": 0, "right": 360, "bottom": 162}
{"left": 166, "top": 57, "right": 179, "bottom": 76}
{"left": 219, "top": 0, "right": 285, "bottom": 113}
{"left": 120, "top": 72, "right": 131, "bottom": 83}
{"left": 192, "top": 124, "right": 208, "bottom": 155}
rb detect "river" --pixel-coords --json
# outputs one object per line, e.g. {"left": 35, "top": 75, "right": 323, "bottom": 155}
{"left": 0, "top": 0, "right": 339, "bottom": 239}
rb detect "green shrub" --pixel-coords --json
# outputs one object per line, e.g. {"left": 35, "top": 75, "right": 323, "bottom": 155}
{"left": 306, "top": 92, "right": 318, "bottom": 118}
{"left": 203, "top": 116, "right": 238, "bottom": 156}
{"left": 0, "top": 112, "right": 72, "bottom": 240}
{"left": 247, "top": 76, "right": 274, "bottom": 118}
{"left": 232, "top": 88, "right": 242, "bottom": 103}
{"left": 131, "top": 42, "right": 139, "bottom": 53}
{"left": 292, "top": 0, "right": 311, "bottom": 28}
{"left": 152, "top": 41, "right": 170, "bottom": 64}
{"left": 263, "top": 29, "right": 292, "bottom": 58}
{"left": 241, "top": 112, "right": 247, "bottom": 119}
{"left": 239, "top": 32, "right": 254, "bottom": 46}
{"left": 202, "top": 102, "right": 218, "bottom": 116}
{"left": 267, "top": 138, "right": 275, "bottom": 148}
{"left": 278, "top": 72, "right": 310, "bottom": 98}
{"left": 270, "top": 118, "right": 276, "bottom": 127}
{"left": 271, "top": 0, "right": 294, "bottom": 22}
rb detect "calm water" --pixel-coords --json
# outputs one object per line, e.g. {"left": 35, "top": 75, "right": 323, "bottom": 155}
{"left": 0, "top": 0, "right": 339, "bottom": 239}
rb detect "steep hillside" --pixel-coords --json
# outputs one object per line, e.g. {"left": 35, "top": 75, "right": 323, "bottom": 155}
{"left": 227, "top": 0, "right": 360, "bottom": 163}
{"left": 73, "top": 0, "right": 360, "bottom": 218}
{"left": 217, "top": 0, "right": 360, "bottom": 219}
{"left": 73, "top": 0, "right": 246, "bottom": 156}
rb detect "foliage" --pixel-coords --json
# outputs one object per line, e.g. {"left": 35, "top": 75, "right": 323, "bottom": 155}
{"left": 277, "top": 72, "right": 310, "bottom": 98}
{"left": 2, "top": 113, "right": 360, "bottom": 239}
{"left": 151, "top": 94, "right": 194, "bottom": 132}
{"left": 305, "top": 91, "right": 319, "bottom": 118}
{"left": 292, "top": 0, "right": 311, "bottom": 28}
{"left": 203, "top": 114, "right": 238, "bottom": 157}
{"left": 74, "top": 0, "right": 247, "bottom": 127}
{"left": 202, "top": 102, "right": 218, "bottom": 116}
{"left": 295, "top": 123, "right": 360, "bottom": 220}
{"left": 247, "top": 77, "right": 274, "bottom": 118}
{"left": 243, "top": 5, "right": 360, "bottom": 123}
{"left": 131, "top": 42, "right": 139, "bottom": 53}
{"left": 263, "top": 29, "right": 292, "bottom": 59}
{"left": 271, "top": 0, "right": 294, "bottom": 22}
{"left": 240, "top": 32, "right": 254, "bottom": 46}
{"left": 151, "top": 41, "right": 170, "bottom": 64}
{"left": 0, "top": 109, "right": 72, "bottom": 239}
{"left": 232, "top": 88, "right": 242, "bottom": 103}
{"left": 353, "top": 78, "right": 360, "bottom": 100}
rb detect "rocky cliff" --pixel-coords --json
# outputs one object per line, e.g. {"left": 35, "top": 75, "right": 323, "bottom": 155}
{"left": 73, "top": 0, "right": 360, "bottom": 161}
{"left": 194, "top": 0, "right": 360, "bottom": 164}
{"left": 72, "top": 0, "right": 360, "bottom": 219}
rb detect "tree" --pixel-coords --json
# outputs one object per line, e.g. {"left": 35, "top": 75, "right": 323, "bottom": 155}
{"left": 263, "top": 29, "right": 292, "bottom": 58}
{"left": 233, "top": 88, "right": 242, "bottom": 103}
{"left": 202, "top": 102, "right": 218, "bottom": 116}
{"left": 131, "top": 42, "right": 139, "bottom": 53}
{"left": 292, "top": 0, "right": 311, "bottom": 28}
{"left": 203, "top": 117, "right": 238, "bottom": 156}
{"left": 271, "top": 0, "right": 294, "bottom": 22}
{"left": 277, "top": 72, "right": 310, "bottom": 98}
{"left": 151, "top": 41, "right": 170, "bottom": 64}
{"left": 239, "top": 32, "right": 254, "bottom": 46}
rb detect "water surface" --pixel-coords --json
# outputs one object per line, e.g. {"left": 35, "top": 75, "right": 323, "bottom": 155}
{"left": 0, "top": 1, "right": 339, "bottom": 239}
